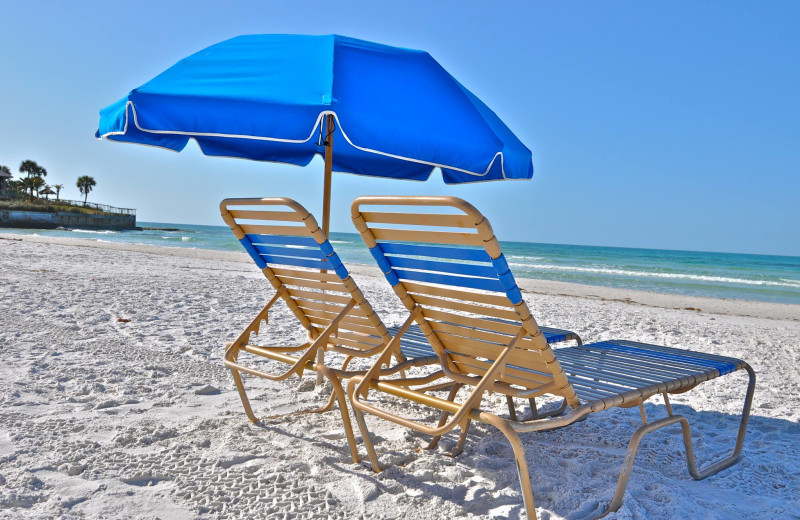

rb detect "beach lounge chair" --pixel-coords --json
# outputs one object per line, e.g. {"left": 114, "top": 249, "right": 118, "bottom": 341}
{"left": 219, "top": 197, "right": 583, "bottom": 463}
{"left": 347, "top": 196, "right": 755, "bottom": 519}
{"left": 220, "top": 197, "right": 436, "bottom": 462}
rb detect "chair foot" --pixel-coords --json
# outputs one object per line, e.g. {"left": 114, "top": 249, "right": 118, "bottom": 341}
{"left": 348, "top": 381, "right": 382, "bottom": 472}
{"left": 445, "top": 420, "right": 471, "bottom": 457}
{"left": 230, "top": 368, "right": 259, "bottom": 423}
{"left": 293, "top": 389, "right": 337, "bottom": 416}
{"left": 684, "top": 364, "right": 756, "bottom": 480}
{"left": 593, "top": 415, "right": 685, "bottom": 519}
{"left": 484, "top": 415, "right": 537, "bottom": 520}
{"left": 317, "top": 366, "right": 360, "bottom": 464}
{"left": 597, "top": 366, "right": 755, "bottom": 519}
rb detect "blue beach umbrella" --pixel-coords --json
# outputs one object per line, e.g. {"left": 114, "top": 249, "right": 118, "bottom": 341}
{"left": 96, "top": 34, "right": 533, "bottom": 233}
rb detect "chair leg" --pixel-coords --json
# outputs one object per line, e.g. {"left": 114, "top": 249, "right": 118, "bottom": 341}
{"left": 293, "top": 389, "right": 337, "bottom": 415}
{"left": 538, "top": 398, "right": 569, "bottom": 419}
{"left": 484, "top": 414, "right": 537, "bottom": 520}
{"left": 446, "top": 420, "right": 471, "bottom": 457}
{"left": 425, "top": 383, "right": 463, "bottom": 450}
{"left": 229, "top": 367, "right": 258, "bottom": 423}
{"left": 684, "top": 364, "right": 756, "bottom": 480}
{"left": 352, "top": 402, "right": 381, "bottom": 473}
{"left": 528, "top": 398, "right": 538, "bottom": 420}
{"left": 506, "top": 395, "right": 518, "bottom": 421}
{"left": 596, "top": 366, "right": 756, "bottom": 519}
{"left": 593, "top": 415, "right": 684, "bottom": 519}
{"left": 317, "top": 366, "right": 360, "bottom": 464}
{"left": 295, "top": 354, "right": 357, "bottom": 416}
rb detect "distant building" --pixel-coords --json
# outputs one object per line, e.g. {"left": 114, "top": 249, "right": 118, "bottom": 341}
{"left": 0, "top": 170, "right": 11, "bottom": 191}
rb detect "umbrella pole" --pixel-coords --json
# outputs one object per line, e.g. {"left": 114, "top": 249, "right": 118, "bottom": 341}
{"left": 317, "top": 114, "right": 335, "bottom": 385}
{"left": 322, "top": 114, "right": 334, "bottom": 237}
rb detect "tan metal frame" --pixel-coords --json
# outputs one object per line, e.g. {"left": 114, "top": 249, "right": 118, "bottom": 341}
{"left": 220, "top": 196, "right": 438, "bottom": 463}
{"left": 346, "top": 195, "right": 756, "bottom": 519}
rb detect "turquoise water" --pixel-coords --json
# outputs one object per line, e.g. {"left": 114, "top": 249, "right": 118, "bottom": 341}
{"left": 4, "top": 222, "right": 799, "bottom": 305}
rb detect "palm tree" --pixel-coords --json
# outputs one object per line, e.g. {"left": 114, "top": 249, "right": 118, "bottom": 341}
{"left": 19, "top": 160, "right": 38, "bottom": 199}
{"left": 53, "top": 183, "right": 64, "bottom": 202}
{"left": 5, "top": 179, "right": 24, "bottom": 197}
{"left": 31, "top": 177, "right": 45, "bottom": 199}
{"left": 19, "top": 160, "right": 39, "bottom": 180}
{"left": 19, "top": 177, "right": 34, "bottom": 201}
{"left": 76, "top": 175, "right": 96, "bottom": 204}
{"left": 18, "top": 160, "right": 47, "bottom": 200}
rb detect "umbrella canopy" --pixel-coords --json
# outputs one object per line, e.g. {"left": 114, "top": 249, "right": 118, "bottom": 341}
{"left": 97, "top": 34, "right": 533, "bottom": 184}
{"left": 97, "top": 34, "right": 533, "bottom": 385}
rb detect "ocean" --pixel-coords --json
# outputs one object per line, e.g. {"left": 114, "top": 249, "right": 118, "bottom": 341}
{"left": 4, "top": 222, "right": 799, "bottom": 305}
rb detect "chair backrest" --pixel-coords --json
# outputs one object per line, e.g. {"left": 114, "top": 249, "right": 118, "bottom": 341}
{"left": 221, "top": 197, "right": 391, "bottom": 356}
{"left": 352, "top": 196, "right": 578, "bottom": 404}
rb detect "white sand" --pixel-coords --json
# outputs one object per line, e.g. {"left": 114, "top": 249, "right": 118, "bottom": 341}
{"left": 1, "top": 233, "right": 798, "bottom": 519}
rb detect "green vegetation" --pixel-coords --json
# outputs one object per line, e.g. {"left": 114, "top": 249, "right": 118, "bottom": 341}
{"left": 2, "top": 159, "right": 131, "bottom": 216}
{"left": 52, "top": 184, "right": 64, "bottom": 202}
{"left": 0, "top": 199, "right": 112, "bottom": 215}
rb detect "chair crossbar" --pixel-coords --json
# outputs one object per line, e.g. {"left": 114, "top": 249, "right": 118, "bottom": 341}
{"left": 403, "top": 281, "right": 513, "bottom": 307}
{"left": 431, "top": 321, "right": 519, "bottom": 348}
{"left": 422, "top": 309, "right": 522, "bottom": 336}
{"left": 229, "top": 209, "right": 305, "bottom": 222}
{"left": 411, "top": 294, "right": 520, "bottom": 320}
{"left": 240, "top": 223, "right": 309, "bottom": 237}
{"left": 388, "top": 324, "right": 579, "bottom": 363}
{"left": 450, "top": 354, "right": 554, "bottom": 385}
{"left": 277, "top": 277, "right": 349, "bottom": 292}
{"left": 296, "top": 298, "right": 368, "bottom": 316}
{"left": 271, "top": 267, "right": 341, "bottom": 282}
{"left": 288, "top": 288, "right": 352, "bottom": 304}
{"left": 361, "top": 211, "right": 475, "bottom": 228}
{"left": 333, "top": 331, "right": 386, "bottom": 348}
{"left": 371, "top": 227, "right": 483, "bottom": 246}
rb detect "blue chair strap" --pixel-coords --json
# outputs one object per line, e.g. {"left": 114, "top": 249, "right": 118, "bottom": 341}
{"left": 252, "top": 244, "right": 326, "bottom": 260}
{"left": 385, "top": 256, "right": 498, "bottom": 279}
{"left": 394, "top": 268, "right": 505, "bottom": 292}
{"left": 377, "top": 242, "right": 491, "bottom": 262}
{"left": 246, "top": 234, "right": 318, "bottom": 247}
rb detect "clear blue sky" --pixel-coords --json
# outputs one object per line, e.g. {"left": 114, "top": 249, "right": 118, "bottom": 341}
{"left": 1, "top": 1, "right": 798, "bottom": 256}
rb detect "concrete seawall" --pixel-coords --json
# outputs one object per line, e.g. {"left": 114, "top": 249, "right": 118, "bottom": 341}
{"left": 0, "top": 209, "right": 136, "bottom": 230}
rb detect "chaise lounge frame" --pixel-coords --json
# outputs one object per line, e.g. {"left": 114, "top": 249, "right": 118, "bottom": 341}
{"left": 347, "top": 195, "right": 755, "bottom": 519}
{"left": 220, "top": 197, "right": 440, "bottom": 463}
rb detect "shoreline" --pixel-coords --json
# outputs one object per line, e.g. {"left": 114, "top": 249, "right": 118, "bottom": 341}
{"left": 3, "top": 232, "right": 796, "bottom": 321}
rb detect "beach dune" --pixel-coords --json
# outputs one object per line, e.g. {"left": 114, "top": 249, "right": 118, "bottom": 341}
{"left": 1, "top": 234, "right": 798, "bottom": 519}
